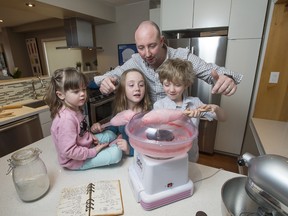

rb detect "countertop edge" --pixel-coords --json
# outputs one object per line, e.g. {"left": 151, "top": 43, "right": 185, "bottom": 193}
{"left": 0, "top": 100, "right": 49, "bottom": 126}
{"left": 251, "top": 118, "right": 288, "bottom": 157}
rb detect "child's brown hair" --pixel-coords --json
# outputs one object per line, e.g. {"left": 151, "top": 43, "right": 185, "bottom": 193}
{"left": 157, "top": 58, "right": 195, "bottom": 87}
{"left": 44, "top": 67, "right": 88, "bottom": 118}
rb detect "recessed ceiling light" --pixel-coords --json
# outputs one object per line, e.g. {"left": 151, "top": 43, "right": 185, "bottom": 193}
{"left": 0, "top": 20, "right": 3, "bottom": 23}
{"left": 25, "top": 2, "right": 35, "bottom": 7}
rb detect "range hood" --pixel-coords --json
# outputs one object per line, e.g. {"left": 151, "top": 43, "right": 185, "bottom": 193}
{"left": 56, "top": 18, "right": 97, "bottom": 49}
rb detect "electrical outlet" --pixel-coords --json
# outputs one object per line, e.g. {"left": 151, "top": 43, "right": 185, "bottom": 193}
{"left": 269, "top": 72, "right": 280, "bottom": 84}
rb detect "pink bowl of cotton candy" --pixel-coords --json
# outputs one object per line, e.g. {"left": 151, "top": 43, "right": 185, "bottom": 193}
{"left": 125, "top": 110, "right": 198, "bottom": 158}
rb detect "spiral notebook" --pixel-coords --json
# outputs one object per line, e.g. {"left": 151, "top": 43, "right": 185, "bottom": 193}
{"left": 57, "top": 180, "right": 124, "bottom": 216}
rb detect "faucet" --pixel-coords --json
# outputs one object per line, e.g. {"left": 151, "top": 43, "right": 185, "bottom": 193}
{"left": 31, "top": 77, "right": 46, "bottom": 99}
{"left": 31, "top": 80, "right": 38, "bottom": 99}
{"left": 37, "top": 76, "right": 46, "bottom": 88}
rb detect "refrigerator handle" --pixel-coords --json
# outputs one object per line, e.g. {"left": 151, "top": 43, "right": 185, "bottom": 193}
{"left": 190, "top": 46, "right": 194, "bottom": 54}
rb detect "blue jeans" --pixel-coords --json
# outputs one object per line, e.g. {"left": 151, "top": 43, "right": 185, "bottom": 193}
{"left": 78, "top": 130, "right": 122, "bottom": 170}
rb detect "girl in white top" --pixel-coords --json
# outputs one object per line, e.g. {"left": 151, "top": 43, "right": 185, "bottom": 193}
{"left": 154, "top": 58, "right": 226, "bottom": 162}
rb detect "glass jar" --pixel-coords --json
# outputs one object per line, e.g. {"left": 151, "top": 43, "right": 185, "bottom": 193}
{"left": 7, "top": 148, "right": 50, "bottom": 202}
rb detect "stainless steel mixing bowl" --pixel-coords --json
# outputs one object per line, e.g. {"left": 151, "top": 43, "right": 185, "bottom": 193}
{"left": 221, "top": 177, "right": 261, "bottom": 216}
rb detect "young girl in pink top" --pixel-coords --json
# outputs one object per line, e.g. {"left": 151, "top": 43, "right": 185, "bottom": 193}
{"left": 44, "top": 67, "right": 122, "bottom": 170}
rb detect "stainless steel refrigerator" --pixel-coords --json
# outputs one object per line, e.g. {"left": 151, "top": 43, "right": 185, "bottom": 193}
{"left": 167, "top": 36, "right": 228, "bottom": 154}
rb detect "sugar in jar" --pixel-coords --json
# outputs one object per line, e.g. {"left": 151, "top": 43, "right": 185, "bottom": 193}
{"left": 7, "top": 148, "right": 50, "bottom": 202}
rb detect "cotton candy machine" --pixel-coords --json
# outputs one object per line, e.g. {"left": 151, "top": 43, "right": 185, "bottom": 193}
{"left": 126, "top": 111, "right": 198, "bottom": 210}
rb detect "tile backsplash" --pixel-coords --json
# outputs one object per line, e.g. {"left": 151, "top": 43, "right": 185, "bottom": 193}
{"left": 0, "top": 71, "right": 97, "bottom": 106}
{"left": 0, "top": 78, "right": 49, "bottom": 106}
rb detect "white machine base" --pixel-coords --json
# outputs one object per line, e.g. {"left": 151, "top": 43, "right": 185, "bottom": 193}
{"left": 128, "top": 165, "right": 194, "bottom": 211}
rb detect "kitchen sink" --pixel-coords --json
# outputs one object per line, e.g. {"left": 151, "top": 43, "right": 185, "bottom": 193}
{"left": 24, "top": 100, "right": 47, "bottom": 108}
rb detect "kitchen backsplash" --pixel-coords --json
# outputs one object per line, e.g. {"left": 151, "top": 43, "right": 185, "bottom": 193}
{"left": 0, "top": 71, "right": 98, "bottom": 106}
{"left": 0, "top": 78, "right": 49, "bottom": 106}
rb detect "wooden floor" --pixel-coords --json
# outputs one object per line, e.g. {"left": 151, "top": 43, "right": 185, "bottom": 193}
{"left": 198, "top": 152, "right": 239, "bottom": 173}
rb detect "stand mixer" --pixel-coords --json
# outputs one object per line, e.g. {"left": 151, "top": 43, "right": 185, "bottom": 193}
{"left": 125, "top": 112, "right": 198, "bottom": 210}
{"left": 239, "top": 153, "right": 288, "bottom": 215}
{"left": 222, "top": 153, "right": 288, "bottom": 216}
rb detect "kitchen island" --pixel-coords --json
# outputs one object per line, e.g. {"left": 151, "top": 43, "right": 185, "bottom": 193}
{"left": 0, "top": 136, "right": 242, "bottom": 216}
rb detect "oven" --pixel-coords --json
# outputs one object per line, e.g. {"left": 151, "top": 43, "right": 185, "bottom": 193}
{"left": 86, "top": 89, "right": 115, "bottom": 126}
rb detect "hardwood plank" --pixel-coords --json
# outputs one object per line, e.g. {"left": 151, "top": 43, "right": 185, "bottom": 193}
{"left": 198, "top": 152, "right": 239, "bottom": 173}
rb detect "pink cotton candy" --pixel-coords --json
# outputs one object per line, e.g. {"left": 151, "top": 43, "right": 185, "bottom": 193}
{"left": 141, "top": 109, "right": 184, "bottom": 125}
{"left": 110, "top": 110, "right": 137, "bottom": 126}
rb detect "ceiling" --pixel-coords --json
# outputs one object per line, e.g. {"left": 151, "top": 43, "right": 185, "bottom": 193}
{"left": 0, "top": 0, "right": 157, "bottom": 32}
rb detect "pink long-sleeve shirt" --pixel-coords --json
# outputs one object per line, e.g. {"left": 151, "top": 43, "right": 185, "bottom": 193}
{"left": 51, "top": 107, "right": 97, "bottom": 169}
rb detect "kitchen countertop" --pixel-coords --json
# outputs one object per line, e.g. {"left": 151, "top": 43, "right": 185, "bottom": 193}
{"left": 251, "top": 118, "right": 288, "bottom": 157}
{"left": 0, "top": 99, "right": 49, "bottom": 126}
{"left": 0, "top": 136, "right": 242, "bottom": 216}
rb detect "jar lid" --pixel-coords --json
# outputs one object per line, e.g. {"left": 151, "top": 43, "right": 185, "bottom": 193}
{"left": 11, "top": 148, "right": 41, "bottom": 166}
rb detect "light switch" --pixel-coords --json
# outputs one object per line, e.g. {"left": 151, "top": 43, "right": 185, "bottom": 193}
{"left": 269, "top": 72, "right": 280, "bottom": 84}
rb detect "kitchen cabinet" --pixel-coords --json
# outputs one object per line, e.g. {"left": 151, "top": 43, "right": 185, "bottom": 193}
{"left": 193, "top": 0, "right": 231, "bottom": 29}
{"left": 214, "top": 39, "right": 262, "bottom": 154}
{"left": 161, "top": 0, "right": 231, "bottom": 31}
{"left": 214, "top": 0, "right": 268, "bottom": 154}
{"left": 161, "top": 0, "right": 194, "bottom": 31}
{"left": 0, "top": 115, "right": 43, "bottom": 157}
{"left": 39, "top": 110, "right": 52, "bottom": 137}
{"left": 228, "top": 0, "right": 268, "bottom": 39}
{"left": 150, "top": 8, "right": 161, "bottom": 29}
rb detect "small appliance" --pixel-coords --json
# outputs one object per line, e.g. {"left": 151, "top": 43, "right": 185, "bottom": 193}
{"left": 222, "top": 153, "right": 288, "bottom": 216}
{"left": 240, "top": 153, "right": 288, "bottom": 215}
{"left": 126, "top": 112, "right": 198, "bottom": 210}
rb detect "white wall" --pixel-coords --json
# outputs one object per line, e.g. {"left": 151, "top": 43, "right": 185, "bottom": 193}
{"left": 95, "top": 1, "right": 149, "bottom": 73}
{"left": 43, "top": 40, "right": 82, "bottom": 75}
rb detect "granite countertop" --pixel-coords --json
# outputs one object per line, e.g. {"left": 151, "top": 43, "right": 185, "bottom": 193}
{"left": 0, "top": 99, "right": 49, "bottom": 126}
{"left": 250, "top": 118, "right": 288, "bottom": 157}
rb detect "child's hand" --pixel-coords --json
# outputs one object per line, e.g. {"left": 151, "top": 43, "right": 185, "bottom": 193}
{"left": 197, "top": 104, "right": 215, "bottom": 112}
{"left": 183, "top": 108, "right": 202, "bottom": 118}
{"left": 90, "top": 123, "right": 102, "bottom": 133}
{"left": 115, "top": 139, "right": 130, "bottom": 155}
{"left": 92, "top": 135, "right": 99, "bottom": 145}
{"left": 95, "top": 142, "right": 109, "bottom": 153}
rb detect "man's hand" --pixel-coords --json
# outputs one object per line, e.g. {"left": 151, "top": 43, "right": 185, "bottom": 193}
{"left": 211, "top": 70, "right": 237, "bottom": 96}
{"left": 99, "top": 76, "right": 118, "bottom": 95}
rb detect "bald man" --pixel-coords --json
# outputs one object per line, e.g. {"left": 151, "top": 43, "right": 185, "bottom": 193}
{"left": 94, "top": 21, "right": 243, "bottom": 103}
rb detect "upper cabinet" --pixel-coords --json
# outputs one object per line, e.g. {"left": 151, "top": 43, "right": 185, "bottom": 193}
{"left": 161, "top": 0, "right": 231, "bottom": 31}
{"left": 150, "top": 8, "right": 161, "bottom": 28}
{"left": 228, "top": 0, "right": 268, "bottom": 39}
{"left": 161, "top": 0, "right": 194, "bottom": 30}
{"left": 193, "top": 0, "right": 231, "bottom": 29}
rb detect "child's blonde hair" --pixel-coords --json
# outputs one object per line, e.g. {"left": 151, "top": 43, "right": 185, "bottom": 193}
{"left": 44, "top": 67, "right": 88, "bottom": 119}
{"left": 157, "top": 58, "right": 195, "bottom": 87}
{"left": 113, "top": 68, "right": 152, "bottom": 115}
